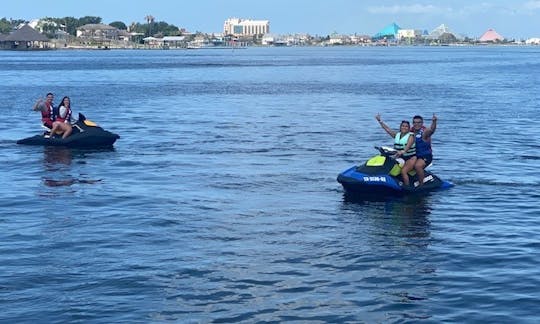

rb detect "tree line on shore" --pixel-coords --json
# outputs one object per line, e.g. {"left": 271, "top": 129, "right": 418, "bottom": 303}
{"left": 0, "top": 16, "right": 182, "bottom": 38}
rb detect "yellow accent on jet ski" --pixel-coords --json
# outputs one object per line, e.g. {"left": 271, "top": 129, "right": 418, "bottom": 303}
{"left": 390, "top": 164, "right": 401, "bottom": 176}
{"left": 366, "top": 156, "right": 385, "bottom": 166}
{"left": 84, "top": 119, "right": 97, "bottom": 127}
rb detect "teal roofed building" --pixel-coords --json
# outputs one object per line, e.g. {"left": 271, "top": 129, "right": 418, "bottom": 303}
{"left": 373, "top": 23, "right": 401, "bottom": 40}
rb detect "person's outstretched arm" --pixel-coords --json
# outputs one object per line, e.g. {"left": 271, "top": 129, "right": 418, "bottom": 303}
{"left": 375, "top": 114, "right": 396, "bottom": 138}
{"left": 424, "top": 114, "right": 437, "bottom": 139}
{"left": 32, "top": 98, "right": 44, "bottom": 111}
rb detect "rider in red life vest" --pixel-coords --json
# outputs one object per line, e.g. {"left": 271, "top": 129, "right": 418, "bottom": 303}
{"left": 50, "top": 96, "right": 73, "bottom": 139}
{"left": 32, "top": 92, "right": 55, "bottom": 131}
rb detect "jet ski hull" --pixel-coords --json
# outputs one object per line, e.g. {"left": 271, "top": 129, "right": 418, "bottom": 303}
{"left": 17, "top": 113, "right": 119, "bottom": 148}
{"left": 338, "top": 166, "right": 402, "bottom": 196}
{"left": 337, "top": 165, "right": 453, "bottom": 198}
{"left": 17, "top": 131, "right": 119, "bottom": 148}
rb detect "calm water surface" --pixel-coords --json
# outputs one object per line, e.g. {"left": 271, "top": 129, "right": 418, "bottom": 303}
{"left": 1, "top": 47, "right": 540, "bottom": 322}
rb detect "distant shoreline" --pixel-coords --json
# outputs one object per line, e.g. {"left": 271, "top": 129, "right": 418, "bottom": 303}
{"left": 49, "top": 43, "right": 539, "bottom": 50}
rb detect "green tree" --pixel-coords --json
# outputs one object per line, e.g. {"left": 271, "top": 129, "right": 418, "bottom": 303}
{"left": 0, "top": 18, "right": 27, "bottom": 33}
{"left": 144, "top": 15, "right": 154, "bottom": 37}
{"left": 129, "top": 22, "right": 145, "bottom": 34}
{"left": 109, "top": 21, "right": 127, "bottom": 30}
{"left": 40, "top": 20, "right": 58, "bottom": 38}
{"left": 78, "top": 16, "right": 102, "bottom": 26}
{"left": 62, "top": 17, "right": 79, "bottom": 35}
{"left": 0, "top": 18, "right": 11, "bottom": 33}
{"left": 156, "top": 21, "right": 180, "bottom": 36}
{"left": 139, "top": 16, "right": 180, "bottom": 37}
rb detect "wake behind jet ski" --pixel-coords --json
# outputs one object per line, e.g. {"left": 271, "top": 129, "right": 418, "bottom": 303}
{"left": 337, "top": 146, "right": 453, "bottom": 198}
{"left": 17, "top": 113, "right": 119, "bottom": 148}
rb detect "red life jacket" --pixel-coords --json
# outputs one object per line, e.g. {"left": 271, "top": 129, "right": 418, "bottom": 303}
{"left": 41, "top": 102, "right": 54, "bottom": 128}
{"left": 55, "top": 105, "right": 72, "bottom": 123}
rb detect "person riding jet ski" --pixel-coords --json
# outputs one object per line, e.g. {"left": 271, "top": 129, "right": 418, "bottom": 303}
{"left": 375, "top": 114, "right": 416, "bottom": 188}
{"left": 337, "top": 114, "right": 451, "bottom": 198}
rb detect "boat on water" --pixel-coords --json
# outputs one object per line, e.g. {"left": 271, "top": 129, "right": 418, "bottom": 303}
{"left": 337, "top": 146, "right": 453, "bottom": 198}
{"left": 17, "top": 113, "right": 119, "bottom": 148}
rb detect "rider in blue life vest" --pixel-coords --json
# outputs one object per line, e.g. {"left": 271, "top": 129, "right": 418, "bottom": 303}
{"left": 375, "top": 114, "right": 417, "bottom": 187}
{"left": 412, "top": 114, "right": 437, "bottom": 186}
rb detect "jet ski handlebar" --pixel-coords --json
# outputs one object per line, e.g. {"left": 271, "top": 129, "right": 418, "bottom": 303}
{"left": 375, "top": 146, "right": 398, "bottom": 157}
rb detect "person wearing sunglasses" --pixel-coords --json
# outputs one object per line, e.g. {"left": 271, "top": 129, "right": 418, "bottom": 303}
{"left": 412, "top": 114, "right": 437, "bottom": 186}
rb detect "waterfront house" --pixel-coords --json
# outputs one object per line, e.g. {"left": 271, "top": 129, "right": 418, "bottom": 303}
{"left": 163, "top": 36, "right": 186, "bottom": 48}
{"left": 77, "top": 24, "right": 120, "bottom": 41}
{"left": 143, "top": 36, "right": 163, "bottom": 48}
{"left": 0, "top": 24, "right": 50, "bottom": 50}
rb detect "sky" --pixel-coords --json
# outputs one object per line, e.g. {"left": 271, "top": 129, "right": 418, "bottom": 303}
{"left": 3, "top": 0, "right": 540, "bottom": 39}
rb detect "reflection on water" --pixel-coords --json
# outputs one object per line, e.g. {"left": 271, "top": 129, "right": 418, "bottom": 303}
{"left": 340, "top": 193, "right": 437, "bottom": 320}
{"left": 43, "top": 178, "right": 102, "bottom": 186}
{"left": 43, "top": 146, "right": 73, "bottom": 168}
{"left": 342, "top": 193, "right": 432, "bottom": 242}
{"left": 42, "top": 147, "right": 103, "bottom": 187}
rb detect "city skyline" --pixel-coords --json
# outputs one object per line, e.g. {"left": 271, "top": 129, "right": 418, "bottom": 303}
{"left": 3, "top": 0, "right": 540, "bottom": 39}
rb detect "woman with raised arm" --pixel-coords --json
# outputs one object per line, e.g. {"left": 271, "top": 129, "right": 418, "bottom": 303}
{"left": 375, "top": 114, "right": 417, "bottom": 187}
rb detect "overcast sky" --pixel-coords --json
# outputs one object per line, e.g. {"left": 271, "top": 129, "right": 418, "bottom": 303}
{"left": 4, "top": 0, "right": 540, "bottom": 39}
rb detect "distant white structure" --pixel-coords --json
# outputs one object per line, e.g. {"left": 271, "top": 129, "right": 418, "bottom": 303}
{"left": 428, "top": 24, "right": 453, "bottom": 39}
{"left": 526, "top": 38, "right": 540, "bottom": 45}
{"left": 27, "top": 19, "right": 40, "bottom": 30}
{"left": 25, "top": 18, "right": 65, "bottom": 35}
{"left": 261, "top": 33, "right": 276, "bottom": 45}
{"left": 329, "top": 33, "right": 349, "bottom": 45}
{"left": 397, "top": 29, "right": 422, "bottom": 39}
{"left": 224, "top": 18, "right": 269, "bottom": 36}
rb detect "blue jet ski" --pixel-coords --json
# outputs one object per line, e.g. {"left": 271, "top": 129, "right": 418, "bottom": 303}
{"left": 17, "top": 113, "right": 119, "bottom": 148}
{"left": 337, "top": 146, "right": 453, "bottom": 197}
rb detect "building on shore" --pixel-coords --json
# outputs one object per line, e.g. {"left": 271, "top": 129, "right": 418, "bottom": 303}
{"left": 373, "top": 23, "right": 401, "bottom": 40}
{"left": 479, "top": 29, "right": 504, "bottom": 42}
{"left": 0, "top": 24, "right": 50, "bottom": 50}
{"left": 427, "top": 24, "right": 454, "bottom": 39}
{"left": 397, "top": 29, "right": 423, "bottom": 43}
{"left": 77, "top": 24, "right": 120, "bottom": 41}
{"left": 424, "top": 24, "right": 462, "bottom": 44}
{"left": 75, "top": 23, "right": 126, "bottom": 48}
{"left": 224, "top": 18, "right": 269, "bottom": 36}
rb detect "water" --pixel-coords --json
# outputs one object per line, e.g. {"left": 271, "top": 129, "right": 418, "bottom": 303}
{"left": 1, "top": 46, "right": 540, "bottom": 322}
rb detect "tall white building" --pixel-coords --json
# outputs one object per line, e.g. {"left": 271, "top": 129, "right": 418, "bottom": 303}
{"left": 224, "top": 18, "right": 270, "bottom": 36}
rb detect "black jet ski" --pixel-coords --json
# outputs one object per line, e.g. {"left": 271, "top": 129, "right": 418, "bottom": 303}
{"left": 337, "top": 146, "right": 453, "bottom": 198}
{"left": 17, "top": 113, "right": 119, "bottom": 148}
